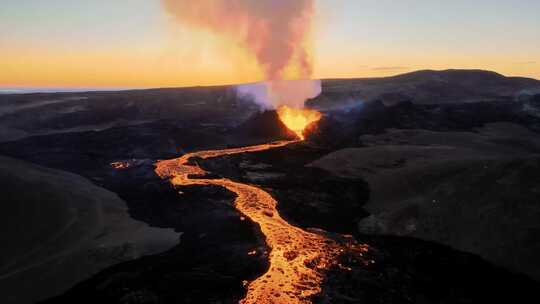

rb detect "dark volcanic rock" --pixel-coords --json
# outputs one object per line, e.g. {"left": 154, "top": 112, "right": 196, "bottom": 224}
{"left": 304, "top": 115, "right": 354, "bottom": 148}
{"left": 317, "top": 235, "right": 540, "bottom": 304}
{"left": 233, "top": 110, "right": 298, "bottom": 141}
{"left": 306, "top": 98, "right": 540, "bottom": 148}
{"left": 0, "top": 120, "right": 225, "bottom": 175}
{"left": 0, "top": 86, "right": 262, "bottom": 142}
{"left": 43, "top": 234, "right": 268, "bottom": 304}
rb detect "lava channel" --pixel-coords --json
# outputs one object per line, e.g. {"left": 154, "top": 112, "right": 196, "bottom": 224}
{"left": 155, "top": 140, "right": 348, "bottom": 303}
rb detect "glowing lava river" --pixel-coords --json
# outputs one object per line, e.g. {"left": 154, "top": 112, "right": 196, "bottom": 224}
{"left": 155, "top": 140, "right": 346, "bottom": 304}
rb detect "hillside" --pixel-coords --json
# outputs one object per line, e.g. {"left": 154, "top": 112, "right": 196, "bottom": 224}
{"left": 0, "top": 156, "right": 179, "bottom": 304}
{"left": 310, "top": 123, "right": 540, "bottom": 280}
{"left": 311, "top": 69, "right": 540, "bottom": 108}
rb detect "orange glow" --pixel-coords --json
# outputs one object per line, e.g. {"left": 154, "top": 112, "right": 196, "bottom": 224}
{"left": 0, "top": 42, "right": 263, "bottom": 88}
{"left": 110, "top": 159, "right": 146, "bottom": 170}
{"left": 2, "top": 39, "right": 538, "bottom": 88}
{"left": 277, "top": 106, "right": 322, "bottom": 140}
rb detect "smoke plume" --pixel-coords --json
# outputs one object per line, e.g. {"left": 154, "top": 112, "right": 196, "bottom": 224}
{"left": 162, "top": 0, "right": 321, "bottom": 109}
{"left": 237, "top": 80, "right": 321, "bottom": 109}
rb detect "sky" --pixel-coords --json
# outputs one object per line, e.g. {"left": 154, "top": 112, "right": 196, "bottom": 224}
{"left": 1, "top": 0, "right": 539, "bottom": 89}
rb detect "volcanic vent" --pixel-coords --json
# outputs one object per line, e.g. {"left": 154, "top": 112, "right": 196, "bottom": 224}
{"left": 236, "top": 107, "right": 322, "bottom": 142}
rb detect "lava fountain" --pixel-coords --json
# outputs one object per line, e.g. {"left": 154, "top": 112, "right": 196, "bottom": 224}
{"left": 277, "top": 106, "right": 321, "bottom": 140}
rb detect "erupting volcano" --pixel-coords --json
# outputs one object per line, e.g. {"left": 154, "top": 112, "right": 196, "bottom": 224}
{"left": 4, "top": 1, "right": 540, "bottom": 303}
{"left": 157, "top": 3, "right": 339, "bottom": 300}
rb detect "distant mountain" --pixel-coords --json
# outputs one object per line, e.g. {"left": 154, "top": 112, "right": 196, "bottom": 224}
{"left": 2, "top": 69, "right": 539, "bottom": 143}
{"left": 312, "top": 69, "right": 540, "bottom": 108}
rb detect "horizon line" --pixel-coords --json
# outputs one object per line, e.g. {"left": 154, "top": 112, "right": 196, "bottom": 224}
{"left": 2, "top": 69, "right": 539, "bottom": 95}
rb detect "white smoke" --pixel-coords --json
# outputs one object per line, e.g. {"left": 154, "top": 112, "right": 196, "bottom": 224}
{"left": 237, "top": 79, "right": 321, "bottom": 110}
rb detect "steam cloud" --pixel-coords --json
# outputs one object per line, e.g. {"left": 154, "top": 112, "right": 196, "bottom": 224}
{"left": 237, "top": 80, "right": 321, "bottom": 109}
{"left": 162, "top": 0, "right": 321, "bottom": 109}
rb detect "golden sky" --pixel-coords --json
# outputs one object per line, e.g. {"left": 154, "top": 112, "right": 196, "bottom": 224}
{"left": 1, "top": 0, "right": 539, "bottom": 88}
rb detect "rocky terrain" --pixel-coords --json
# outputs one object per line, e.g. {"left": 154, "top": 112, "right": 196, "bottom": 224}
{"left": 1, "top": 70, "right": 540, "bottom": 303}
{"left": 311, "top": 124, "right": 540, "bottom": 280}
{"left": 0, "top": 86, "right": 258, "bottom": 143}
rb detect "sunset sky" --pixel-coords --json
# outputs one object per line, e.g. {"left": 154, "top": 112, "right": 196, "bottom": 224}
{"left": 1, "top": 0, "right": 539, "bottom": 89}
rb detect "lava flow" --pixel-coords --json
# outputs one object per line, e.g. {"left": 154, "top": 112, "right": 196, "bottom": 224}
{"left": 155, "top": 111, "right": 352, "bottom": 303}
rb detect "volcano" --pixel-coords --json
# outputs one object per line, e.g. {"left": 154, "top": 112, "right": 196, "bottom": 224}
{"left": 1, "top": 70, "right": 540, "bottom": 304}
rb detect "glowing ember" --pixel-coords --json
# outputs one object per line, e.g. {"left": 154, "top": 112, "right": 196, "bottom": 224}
{"left": 110, "top": 159, "right": 147, "bottom": 170}
{"left": 277, "top": 106, "right": 322, "bottom": 140}
{"left": 111, "top": 162, "right": 131, "bottom": 170}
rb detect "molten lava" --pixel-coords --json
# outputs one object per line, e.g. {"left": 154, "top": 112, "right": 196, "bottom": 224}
{"left": 277, "top": 106, "right": 321, "bottom": 140}
{"left": 155, "top": 141, "right": 347, "bottom": 303}
{"left": 155, "top": 118, "right": 369, "bottom": 303}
